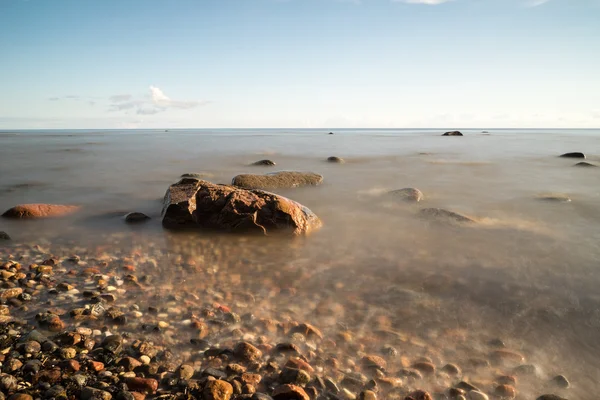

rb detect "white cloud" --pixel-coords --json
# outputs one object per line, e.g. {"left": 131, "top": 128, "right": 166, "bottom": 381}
{"left": 108, "top": 86, "right": 209, "bottom": 115}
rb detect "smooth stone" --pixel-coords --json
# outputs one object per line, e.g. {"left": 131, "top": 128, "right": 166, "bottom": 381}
{"left": 442, "top": 131, "right": 463, "bottom": 136}
{"left": 559, "top": 152, "right": 585, "bottom": 158}
{"left": 327, "top": 156, "right": 344, "bottom": 163}
{"left": 81, "top": 387, "right": 112, "bottom": 400}
{"left": 493, "top": 385, "right": 516, "bottom": 398}
{"left": 441, "top": 363, "right": 461, "bottom": 375}
{"left": 232, "top": 171, "right": 323, "bottom": 189}
{"left": 203, "top": 380, "right": 233, "bottom": 400}
{"left": 389, "top": 188, "right": 423, "bottom": 202}
{"left": 419, "top": 208, "right": 475, "bottom": 223}
{"left": 272, "top": 384, "right": 310, "bottom": 400}
{"left": 551, "top": 375, "right": 570, "bottom": 388}
{"left": 467, "top": 391, "right": 488, "bottom": 400}
{"left": 536, "top": 396, "right": 567, "bottom": 400}
{"left": 234, "top": 342, "right": 263, "bottom": 362}
{"left": 0, "top": 231, "right": 10, "bottom": 240}
{"left": 328, "top": 132, "right": 334, "bottom": 135}
{"left": 124, "top": 212, "right": 150, "bottom": 223}
{"left": 8, "top": 394, "right": 34, "bottom": 400}
{"left": 574, "top": 162, "right": 597, "bottom": 167}
{"left": 2, "top": 204, "right": 80, "bottom": 219}
{"left": 161, "top": 179, "right": 321, "bottom": 235}
{"left": 406, "top": 390, "right": 433, "bottom": 400}
{"left": 252, "top": 160, "right": 276, "bottom": 166}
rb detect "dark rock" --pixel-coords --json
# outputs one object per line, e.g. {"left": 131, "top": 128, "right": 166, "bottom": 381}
{"left": 493, "top": 385, "right": 516, "bottom": 398}
{"left": 513, "top": 364, "right": 537, "bottom": 376}
{"left": 419, "top": 208, "right": 475, "bottom": 224}
{"left": 536, "top": 396, "right": 567, "bottom": 400}
{"left": 455, "top": 381, "right": 480, "bottom": 392}
{"left": 442, "top": 131, "right": 463, "bottom": 136}
{"left": 272, "top": 384, "right": 310, "bottom": 400}
{"left": 280, "top": 368, "right": 311, "bottom": 385}
{"left": 252, "top": 160, "right": 276, "bottom": 166}
{"left": 231, "top": 171, "right": 323, "bottom": 189}
{"left": 2, "top": 204, "right": 80, "bottom": 219}
{"left": 550, "top": 375, "right": 570, "bottom": 388}
{"left": 0, "top": 232, "right": 10, "bottom": 240}
{"left": 161, "top": 179, "right": 321, "bottom": 235}
{"left": 101, "top": 335, "right": 123, "bottom": 354}
{"left": 406, "top": 390, "right": 433, "bottom": 400}
{"left": 537, "top": 195, "right": 571, "bottom": 203}
{"left": 125, "top": 378, "right": 158, "bottom": 394}
{"left": 81, "top": 387, "right": 113, "bottom": 400}
{"left": 327, "top": 156, "right": 344, "bottom": 163}
{"left": 0, "top": 374, "right": 18, "bottom": 391}
{"left": 328, "top": 132, "right": 334, "bottom": 135}
{"left": 574, "top": 162, "right": 597, "bottom": 167}
{"left": 202, "top": 367, "right": 228, "bottom": 380}
{"left": 124, "top": 213, "right": 150, "bottom": 223}
{"left": 559, "top": 152, "right": 585, "bottom": 158}
{"left": 389, "top": 188, "right": 423, "bottom": 202}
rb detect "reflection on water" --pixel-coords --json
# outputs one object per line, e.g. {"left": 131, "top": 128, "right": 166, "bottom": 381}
{"left": 1, "top": 129, "right": 600, "bottom": 396}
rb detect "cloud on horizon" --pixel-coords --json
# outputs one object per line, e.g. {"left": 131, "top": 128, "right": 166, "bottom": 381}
{"left": 108, "top": 86, "right": 209, "bottom": 115}
{"left": 524, "top": 0, "right": 550, "bottom": 7}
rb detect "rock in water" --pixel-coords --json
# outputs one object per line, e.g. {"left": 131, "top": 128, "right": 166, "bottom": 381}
{"left": 327, "top": 156, "right": 344, "bottom": 163}
{"left": 252, "top": 159, "right": 276, "bottom": 166}
{"left": 537, "top": 194, "right": 571, "bottom": 202}
{"left": 124, "top": 212, "right": 150, "bottom": 223}
{"left": 161, "top": 179, "right": 322, "bottom": 235}
{"left": 231, "top": 171, "right": 323, "bottom": 189}
{"left": 574, "top": 162, "right": 597, "bottom": 167}
{"left": 2, "top": 204, "right": 80, "bottom": 219}
{"left": 560, "top": 152, "right": 585, "bottom": 158}
{"left": 0, "top": 231, "right": 10, "bottom": 240}
{"left": 536, "top": 396, "right": 567, "bottom": 400}
{"left": 419, "top": 208, "right": 475, "bottom": 224}
{"left": 442, "top": 131, "right": 463, "bottom": 136}
{"left": 389, "top": 188, "right": 423, "bottom": 202}
{"left": 328, "top": 132, "right": 334, "bottom": 135}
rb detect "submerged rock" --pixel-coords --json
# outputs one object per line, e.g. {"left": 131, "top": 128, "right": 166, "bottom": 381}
{"left": 537, "top": 194, "right": 571, "bottom": 202}
{"left": 551, "top": 375, "right": 570, "bottom": 388}
{"left": 559, "top": 152, "right": 585, "bottom": 158}
{"left": 2, "top": 204, "right": 80, "bottom": 219}
{"left": 442, "top": 131, "right": 463, "bottom": 136}
{"left": 124, "top": 212, "right": 150, "bottom": 223}
{"left": 181, "top": 172, "right": 214, "bottom": 179}
{"left": 231, "top": 171, "right": 323, "bottom": 189}
{"left": 0, "top": 231, "right": 10, "bottom": 240}
{"left": 574, "top": 162, "right": 597, "bottom": 167}
{"left": 389, "top": 188, "right": 423, "bottom": 202}
{"left": 161, "top": 179, "right": 321, "bottom": 235}
{"left": 252, "top": 159, "right": 276, "bottom": 166}
{"left": 327, "top": 156, "right": 344, "bottom": 163}
{"left": 419, "top": 208, "right": 475, "bottom": 224}
{"left": 536, "top": 396, "right": 567, "bottom": 400}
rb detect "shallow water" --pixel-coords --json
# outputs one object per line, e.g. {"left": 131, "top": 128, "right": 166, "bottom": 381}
{"left": 1, "top": 128, "right": 600, "bottom": 396}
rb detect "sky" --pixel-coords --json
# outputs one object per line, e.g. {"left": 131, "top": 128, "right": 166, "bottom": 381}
{"left": 0, "top": 0, "right": 599, "bottom": 129}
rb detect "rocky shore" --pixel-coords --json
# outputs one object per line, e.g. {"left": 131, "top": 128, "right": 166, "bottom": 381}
{"left": 0, "top": 236, "right": 574, "bottom": 400}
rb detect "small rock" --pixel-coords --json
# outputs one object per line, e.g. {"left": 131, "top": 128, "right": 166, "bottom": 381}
{"left": 559, "top": 152, "right": 585, "bottom": 158}
{"left": 456, "top": 382, "right": 480, "bottom": 392}
{"left": 288, "top": 323, "right": 323, "bottom": 340}
{"left": 0, "top": 374, "right": 18, "bottom": 391}
{"left": 467, "top": 391, "right": 488, "bottom": 400}
{"left": 234, "top": 342, "right": 263, "bottom": 362}
{"left": 81, "top": 387, "right": 113, "bottom": 400}
{"left": 280, "top": 368, "right": 310, "bottom": 385}
{"left": 2, "top": 204, "right": 80, "bottom": 219}
{"left": 536, "top": 396, "right": 567, "bottom": 400}
{"left": 101, "top": 335, "right": 123, "bottom": 354}
{"left": 513, "top": 364, "right": 537, "bottom": 376}
{"left": 574, "top": 162, "right": 597, "bottom": 167}
{"left": 361, "top": 355, "right": 387, "bottom": 371}
{"left": 0, "top": 231, "right": 10, "bottom": 240}
{"left": 412, "top": 362, "right": 435, "bottom": 375}
{"left": 389, "top": 188, "right": 423, "bottom": 202}
{"left": 490, "top": 350, "right": 525, "bottom": 364}
{"left": 203, "top": 380, "right": 233, "bottom": 400}
{"left": 496, "top": 376, "right": 517, "bottom": 385}
{"left": 252, "top": 160, "right": 276, "bottom": 166}
{"left": 125, "top": 213, "right": 150, "bottom": 223}
{"left": 125, "top": 378, "right": 158, "bottom": 394}
{"left": 551, "top": 375, "right": 570, "bottom": 388}
{"left": 441, "top": 363, "right": 461, "bottom": 376}
{"left": 442, "top": 131, "right": 463, "bottom": 136}
{"left": 358, "top": 391, "right": 377, "bottom": 400}
{"left": 231, "top": 171, "right": 323, "bottom": 189}
{"left": 0, "top": 288, "right": 23, "bottom": 300}
{"left": 177, "top": 364, "right": 195, "bottom": 380}
{"left": 419, "top": 208, "right": 475, "bottom": 224}
{"left": 327, "top": 156, "right": 344, "bottom": 163}
{"left": 8, "top": 394, "right": 34, "bottom": 400}
{"left": 494, "top": 385, "right": 516, "bottom": 398}
{"left": 272, "top": 384, "right": 310, "bottom": 400}
{"left": 406, "top": 390, "right": 433, "bottom": 400}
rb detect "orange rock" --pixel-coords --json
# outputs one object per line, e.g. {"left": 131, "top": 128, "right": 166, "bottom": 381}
{"left": 126, "top": 377, "right": 158, "bottom": 394}
{"left": 2, "top": 204, "right": 80, "bottom": 219}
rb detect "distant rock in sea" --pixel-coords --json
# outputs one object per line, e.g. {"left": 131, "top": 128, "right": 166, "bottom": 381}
{"left": 328, "top": 132, "right": 334, "bottom": 135}
{"left": 389, "top": 188, "right": 423, "bottom": 203}
{"left": 537, "top": 194, "right": 571, "bottom": 202}
{"left": 124, "top": 212, "right": 151, "bottom": 223}
{"left": 327, "top": 156, "right": 344, "bottom": 163}
{"left": 0, "top": 231, "right": 10, "bottom": 240}
{"left": 442, "top": 131, "right": 463, "bottom": 136}
{"left": 419, "top": 208, "right": 475, "bottom": 224}
{"left": 2, "top": 204, "right": 80, "bottom": 219}
{"left": 232, "top": 171, "right": 323, "bottom": 189}
{"left": 560, "top": 152, "right": 585, "bottom": 159}
{"left": 180, "top": 172, "right": 215, "bottom": 179}
{"left": 161, "top": 179, "right": 321, "bottom": 235}
{"left": 252, "top": 159, "right": 276, "bottom": 166}
{"left": 574, "top": 161, "right": 597, "bottom": 167}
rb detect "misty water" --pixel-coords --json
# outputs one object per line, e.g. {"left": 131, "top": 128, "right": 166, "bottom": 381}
{"left": 1, "top": 129, "right": 600, "bottom": 397}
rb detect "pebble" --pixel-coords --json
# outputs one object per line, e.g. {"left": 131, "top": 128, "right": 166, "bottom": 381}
{"left": 467, "top": 391, "right": 489, "bottom": 400}
{"left": 493, "top": 385, "right": 516, "bottom": 398}
{"left": 81, "top": 387, "right": 113, "bottom": 400}
{"left": 7, "top": 395, "right": 34, "bottom": 400}
{"left": 203, "top": 380, "right": 234, "bottom": 400}
{"left": 361, "top": 355, "right": 387, "bottom": 370}
{"left": 412, "top": 361, "right": 436, "bottom": 375}
{"left": 536, "top": 396, "right": 567, "bottom": 400}
{"left": 406, "top": 390, "right": 433, "bottom": 400}
{"left": 272, "top": 384, "right": 310, "bottom": 400}
{"left": 551, "top": 375, "right": 570, "bottom": 388}
{"left": 441, "top": 363, "right": 461, "bottom": 375}
{"left": 234, "top": 342, "right": 263, "bottom": 362}
{"left": 125, "top": 377, "right": 158, "bottom": 394}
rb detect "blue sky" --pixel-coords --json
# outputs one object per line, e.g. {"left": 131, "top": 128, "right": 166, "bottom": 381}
{"left": 1, "top": 0, "right": 599, "bottom": 129}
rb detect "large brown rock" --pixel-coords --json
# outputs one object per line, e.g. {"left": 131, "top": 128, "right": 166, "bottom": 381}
{"left": 161, "top": 179, "right": 321, "bottom": 235}
{"left": 2, "top": 204, "right": 80, "bottom": 219}
{"left": 231, "top": 171, "right": 323, "bottom": 189}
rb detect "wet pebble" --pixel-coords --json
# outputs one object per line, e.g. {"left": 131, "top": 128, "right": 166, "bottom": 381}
{"left": 551, "top": 375, "right": 570, "bottom": 388}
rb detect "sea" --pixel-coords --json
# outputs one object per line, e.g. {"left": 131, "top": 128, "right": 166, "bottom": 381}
{"left": 1, "top": 128, "right": 599, "bottom": 396}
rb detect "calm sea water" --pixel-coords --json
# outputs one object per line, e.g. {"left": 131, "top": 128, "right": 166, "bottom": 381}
{"left": 1, "top": 128, "right": 600, "bottom": 395}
